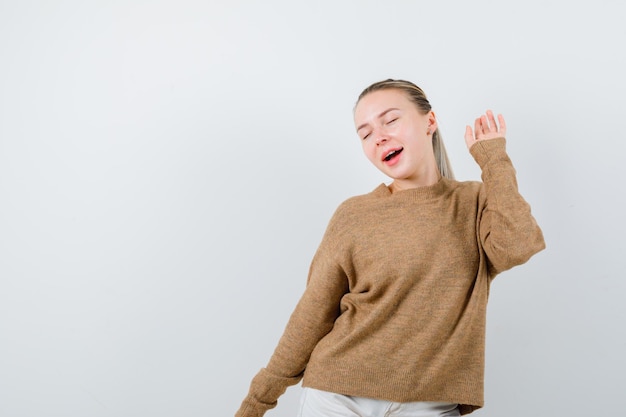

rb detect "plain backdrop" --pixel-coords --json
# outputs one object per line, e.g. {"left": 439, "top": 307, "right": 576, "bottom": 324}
{"left": 1, "top": 1, "right": 625, "bottom": 416}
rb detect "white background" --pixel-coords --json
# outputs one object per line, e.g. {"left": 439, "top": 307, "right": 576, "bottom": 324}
{"left": 1, "top": 1, "right": 625, "bottom": 416}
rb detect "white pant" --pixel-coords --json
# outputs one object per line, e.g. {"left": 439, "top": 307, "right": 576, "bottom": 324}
{"left": 297, "top": 388, "right": 461, "bottom": 417}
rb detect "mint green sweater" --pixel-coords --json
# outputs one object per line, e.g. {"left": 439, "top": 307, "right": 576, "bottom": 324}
{"left": 236, "top": 138, "right": 545, "bottom": 416}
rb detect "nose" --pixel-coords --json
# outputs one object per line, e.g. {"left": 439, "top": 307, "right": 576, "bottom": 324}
{"left": 375, "top": 129, "right": 389, "bottom": 146}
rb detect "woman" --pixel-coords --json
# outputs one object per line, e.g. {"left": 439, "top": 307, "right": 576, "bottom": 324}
{"left": 235, "top": 79, "right": 545, "bottom": 417}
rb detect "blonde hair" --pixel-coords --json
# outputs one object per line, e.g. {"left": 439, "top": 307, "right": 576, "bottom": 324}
{"left": 356, "top": 79, "right": 455, "bottom": 180}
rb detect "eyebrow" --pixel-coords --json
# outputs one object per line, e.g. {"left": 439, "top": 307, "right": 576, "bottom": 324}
{"left": 356, "top": 108, "right": 400, "bottom": 132}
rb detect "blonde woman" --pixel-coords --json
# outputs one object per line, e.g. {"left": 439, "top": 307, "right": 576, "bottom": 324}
{"left": 235, "top": 79, "right": 545, "bottom": 417}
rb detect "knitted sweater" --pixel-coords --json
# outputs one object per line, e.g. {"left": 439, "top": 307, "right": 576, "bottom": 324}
{"left": 235, "top": 138, "right": 545, "bottom": 416}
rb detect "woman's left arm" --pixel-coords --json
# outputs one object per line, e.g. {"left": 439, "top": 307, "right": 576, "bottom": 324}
{"left": 465, "top": 110, "right": 546, "bottom": 276}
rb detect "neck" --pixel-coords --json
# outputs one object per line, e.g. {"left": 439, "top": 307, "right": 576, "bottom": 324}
{"left": 389, "top": 170, "right": 440, "bottom": 193}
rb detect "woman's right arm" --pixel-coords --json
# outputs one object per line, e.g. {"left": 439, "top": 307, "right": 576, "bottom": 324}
{"left": 235, "top": 214, "right": 350, "bottom": 417}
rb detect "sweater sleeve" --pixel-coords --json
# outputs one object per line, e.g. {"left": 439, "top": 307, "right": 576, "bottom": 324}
{"left": 235, "top": 212, "right": 350, "bottom": 417}
{"left": 470, "top": 137, "right": 546, "bottom": 277}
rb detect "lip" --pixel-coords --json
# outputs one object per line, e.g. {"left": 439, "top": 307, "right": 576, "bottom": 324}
{"left": 381, "top": 147, "right": 403, "bottom": 164}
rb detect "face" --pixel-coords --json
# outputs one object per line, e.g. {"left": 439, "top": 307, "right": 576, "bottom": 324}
{"left": 354, "top": 89, "right": 438, "bottom": 187}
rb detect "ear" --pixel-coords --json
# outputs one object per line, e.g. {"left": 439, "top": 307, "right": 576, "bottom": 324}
{"left": 427, "top": 111, "right": 438, "bottom": 134}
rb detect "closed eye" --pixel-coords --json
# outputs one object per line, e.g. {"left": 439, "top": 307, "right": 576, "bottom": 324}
{"left": 386, "top": 117, "right": 398, "bottom": 125}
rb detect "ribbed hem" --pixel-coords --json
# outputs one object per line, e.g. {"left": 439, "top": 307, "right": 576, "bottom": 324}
{"left": 302, "top": 361, "right": 484, "bottom": 411}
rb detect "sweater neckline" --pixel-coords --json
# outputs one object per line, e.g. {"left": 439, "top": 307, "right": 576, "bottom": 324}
{"left": 373, "top": 176, "right": 450, "bottom": 201}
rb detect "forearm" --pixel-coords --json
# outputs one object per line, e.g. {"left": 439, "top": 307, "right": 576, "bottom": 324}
{"left": 471, "top": 138, "right": 546, "bottom": 275}
{"left": 235, "top": 245, "right": 348, "bottom": 417}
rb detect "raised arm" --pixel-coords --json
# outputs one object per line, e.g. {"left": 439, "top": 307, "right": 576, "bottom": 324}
{"left": 465, "top": 110, "right": 545, "bottom": 276}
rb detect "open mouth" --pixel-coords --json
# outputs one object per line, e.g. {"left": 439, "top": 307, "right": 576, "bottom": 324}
{"left": 383, "top": 148, "right": 403, "bottom": 162}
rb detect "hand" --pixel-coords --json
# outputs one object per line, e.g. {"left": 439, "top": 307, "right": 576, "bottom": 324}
{"left": 464, "top": 110, "right": 506, "bottom": 149}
